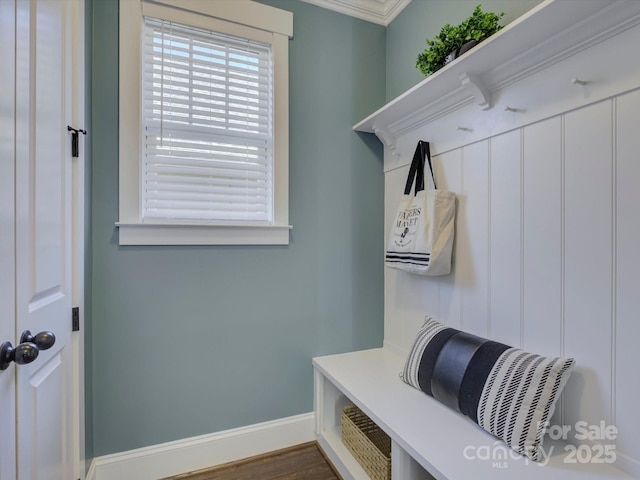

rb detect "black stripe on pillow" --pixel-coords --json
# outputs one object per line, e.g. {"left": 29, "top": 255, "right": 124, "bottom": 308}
{"left": 458, "top": 340, "right": 511, "bottom": 422}
{"left": 416, "top": 327, "right": 459, "bottom": 396}
{"left": 430, "top": 331, "right": 487, "bottom": 412}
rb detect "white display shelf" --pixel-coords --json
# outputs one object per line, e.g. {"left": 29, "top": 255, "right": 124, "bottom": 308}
{"left": 353, "top": 0, "right": 640, "bottom": 154}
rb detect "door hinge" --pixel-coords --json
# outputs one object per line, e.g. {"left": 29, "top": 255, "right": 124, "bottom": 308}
{"left": 72, "top": 307, "right": 80, "bottom": 332}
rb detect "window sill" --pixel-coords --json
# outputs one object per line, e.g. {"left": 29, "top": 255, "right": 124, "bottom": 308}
{"left": 115, "top": 222, "right": 292, "bottom": 246}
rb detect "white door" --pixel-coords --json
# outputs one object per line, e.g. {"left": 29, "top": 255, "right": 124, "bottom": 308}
{"left": 1, "top": 0, "right": 79, "bottom": 478}
{"left": 0, "top": 0, "right": 18, "bottom": 478}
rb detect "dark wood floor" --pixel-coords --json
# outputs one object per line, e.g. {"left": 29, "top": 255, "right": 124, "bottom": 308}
{"left": 161, "top": 442, "right": 341, "bottom": 480}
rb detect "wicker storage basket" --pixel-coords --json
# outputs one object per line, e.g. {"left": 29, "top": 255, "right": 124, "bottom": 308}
{"left": 341, "top": 404, "right": 391, "bottom": 480}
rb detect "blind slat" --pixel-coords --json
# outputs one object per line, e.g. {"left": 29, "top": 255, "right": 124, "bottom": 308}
{"left": 142, "top": 104, "right": 270, "bottom": 128}
{"left": 142, "top": 84, "right": 271, "bottom": 106}
{"left": 145, "top": 192, "right": 268, "bottom": 204}
{"left": 145, "top": 165, "right": 268, "bottom": 182}
{"left": 146, "top": 201, "right": 269, "bottom": 212}
{"left": 145, "top": 124, "right": 271, "bottom": 145}
{"left": 146, "top": 182, "right": 268, "bottom": 196}
{"left": 142, "top": 45, "right": 271, "bottom": 72}
{"left": 147, "top": 175, "right": 269, "bottom": 189}
{"left": 144, "top": 210, "right": 268, "bottom": 221}
{"left": 144, "top": 137, "right": 269, "bottom": 154}
{"left": 145, "top": 144, "right": 270, "bottom": 161}
{"left": 142, "top": 66, "right": 272, "bottom": 92}
{"left": 144, "top": 153, "right": 269, "bottom": 170}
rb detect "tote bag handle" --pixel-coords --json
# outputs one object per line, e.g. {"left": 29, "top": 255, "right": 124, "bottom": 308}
{"left": 403, "top": 140, "right": 437, "bottom": 196}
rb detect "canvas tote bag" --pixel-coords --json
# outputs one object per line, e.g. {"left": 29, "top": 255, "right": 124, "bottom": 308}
{"left": 385, "top": 141, "right": 456, "bottom": 275}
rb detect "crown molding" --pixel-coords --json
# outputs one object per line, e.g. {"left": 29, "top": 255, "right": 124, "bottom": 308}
{"left": 299, "top": 0, "right": 411, "bottom": 26}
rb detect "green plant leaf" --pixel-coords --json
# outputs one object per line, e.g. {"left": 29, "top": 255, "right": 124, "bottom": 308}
{"left": 416, "top": 4, "right": 505, "bottom": 77}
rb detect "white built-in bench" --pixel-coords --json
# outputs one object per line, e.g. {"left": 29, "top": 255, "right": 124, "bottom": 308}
{"left": 313, "top": 348, "right": 632, "bottom": 480}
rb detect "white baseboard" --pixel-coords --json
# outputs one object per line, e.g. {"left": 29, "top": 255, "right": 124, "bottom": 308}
{"left": 86, "top": 412, "right": 315, "bottom": 480}
{"left": 615, "top": 451, "right": 640, "bottom": 479}
{"left": 85, "top": 459, "right": 97, "bottom": 480}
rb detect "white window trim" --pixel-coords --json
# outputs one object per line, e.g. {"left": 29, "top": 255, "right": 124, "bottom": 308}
{"left": 117, "top": 0, "right": 293, "bottom": 245}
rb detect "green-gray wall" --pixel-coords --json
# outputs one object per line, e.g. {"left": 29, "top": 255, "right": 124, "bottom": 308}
{"left": 386, "top": 0, "right": 544, "bottom": 101}
{"left": 90, "top": 0, "right": 385, "bottom": 456}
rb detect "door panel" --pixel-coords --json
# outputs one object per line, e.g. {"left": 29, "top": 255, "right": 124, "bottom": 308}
{"left": 15, "top": 0, "right": 73, "bottom": 478}
{"left": 30, "top": 353, "right": 65, "bottom": 479}
{"left": 34, "top": 0, "right": 64, "bottom": 293}
{"left": 0, "top": 0, "right": 17, "bottom": 478}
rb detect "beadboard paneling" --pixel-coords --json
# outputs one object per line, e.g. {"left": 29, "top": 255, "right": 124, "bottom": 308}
{"left": 522, "top": 117, "right": 565, "bottom": 426}
{"left": 614, "top": 89, "right": 640, "bottom": 474}
{"left": 459, "top": 141, "right": 489, "bottom": 337}
{"left": 563, "top": 100, "right": 614, "bottom": 440}
{"left": 489, "top": 130, "right": 522, "bottom": 347}
{"left": 383, "top": 88, "right": 640, "bottom": 474}
{"left": 434, "top": 149, "right": 462, "bottom": 329}
{"left": 522, "top": 117, "right": 563, "bottom": 358}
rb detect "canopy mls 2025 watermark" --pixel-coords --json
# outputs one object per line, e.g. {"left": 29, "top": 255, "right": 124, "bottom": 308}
{"left": 462, "top": 420, "right": 618, "bottom": 468}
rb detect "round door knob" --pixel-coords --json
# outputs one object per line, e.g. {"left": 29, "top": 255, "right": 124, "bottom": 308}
{"left": 20, "top": 330, "right": 55, "bottom": 351}
{"left": 0, "top": 341, "right": 39, "bottom": 371}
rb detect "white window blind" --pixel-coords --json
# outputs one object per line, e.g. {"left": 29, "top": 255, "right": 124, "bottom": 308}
{"left": 142, "top": 17, "right": 274, "bottom": 223}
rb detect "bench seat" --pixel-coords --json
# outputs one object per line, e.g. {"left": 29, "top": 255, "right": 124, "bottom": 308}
{"left": 313, "top": 348, "right": 632, "bottom": 480}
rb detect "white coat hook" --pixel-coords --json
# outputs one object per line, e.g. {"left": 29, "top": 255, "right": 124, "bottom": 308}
{"left": 457, "top": 126, "right": 472, "bottom": 132}
{"left": 572, "top": 77, "right": 588, "bottom": 86}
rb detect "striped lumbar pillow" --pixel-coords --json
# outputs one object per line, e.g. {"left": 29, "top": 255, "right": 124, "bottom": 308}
{"left": 400, "top": 317, "right": 575, "bottom": 461}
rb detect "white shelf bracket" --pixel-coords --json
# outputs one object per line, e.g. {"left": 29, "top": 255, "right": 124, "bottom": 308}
{"left": 373, "top": 125, "right": 399, "bottom": 157}
{"left": 459, "top": 72, "right": 490, "bottom": 110}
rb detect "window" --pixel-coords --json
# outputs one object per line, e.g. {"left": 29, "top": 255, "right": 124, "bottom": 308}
{"left": 118, "top": 0, "right": 293, "bottom": 245}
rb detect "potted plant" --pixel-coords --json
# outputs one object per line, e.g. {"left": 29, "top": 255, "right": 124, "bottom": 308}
{"left": 415, "top": 5, "right": 504, "bottom": 77}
